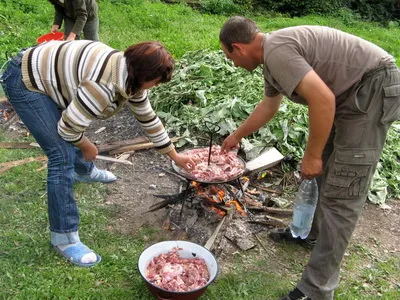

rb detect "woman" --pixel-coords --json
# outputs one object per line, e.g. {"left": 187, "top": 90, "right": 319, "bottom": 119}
{"left": 1, "top": 40, "right": 195, "bottom": 267}
{"left": 48, "top": 0, "right": 99, "bottom": 41}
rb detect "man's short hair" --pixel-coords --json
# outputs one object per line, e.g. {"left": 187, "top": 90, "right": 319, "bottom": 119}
{"left": 219, "top": 16, "right": 260, "bottom": 53}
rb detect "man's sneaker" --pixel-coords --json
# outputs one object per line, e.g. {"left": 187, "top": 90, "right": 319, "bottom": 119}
{"left": 74, "top": 166, "right": 117, "bottom": 183}
{"left": 269, "top": 227, "right": 316, "bottom": 250}
{"left": 279, "top": 288, "right": 311, "bottom": 300}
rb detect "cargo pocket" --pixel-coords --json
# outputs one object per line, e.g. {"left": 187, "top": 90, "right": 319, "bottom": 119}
{"left": 381, "top": 84, "right": 400, "bottom": 124}
{"left": 323, "top": 149, "right": 378, "bottom": 199}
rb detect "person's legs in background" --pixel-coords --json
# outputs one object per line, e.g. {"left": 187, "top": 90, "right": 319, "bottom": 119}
{"left": 63, "top": 17, "right": 79, "bottom": 40}
{"left": 82, "top": 18, "right": 99, "bottom": 41}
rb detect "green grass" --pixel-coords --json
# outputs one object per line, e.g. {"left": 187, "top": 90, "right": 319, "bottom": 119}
{"left": 1, "top": 1, "right": 400, "bottom": 61}
{"left": 1, "top": 136, "right": 399, "bottom": 298}
{"left": 1, "top": 0, "right": 400, "bottom": 299}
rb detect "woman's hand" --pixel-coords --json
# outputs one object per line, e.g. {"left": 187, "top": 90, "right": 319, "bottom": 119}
{"left": 167, "top": 149, "right": 195, "bottom": 172}
{"left": 173, "top": 154, "right": 196, "bottom": 172}
{"left": 76, "top": 136, "right": 98, "bottom": 161}
{"left": 50, "top": 25, "right": 59, "bottom": 33}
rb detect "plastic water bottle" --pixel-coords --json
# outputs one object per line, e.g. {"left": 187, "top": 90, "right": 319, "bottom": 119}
{"left": 290, "top": 178, "right": 318, "bottom": 239}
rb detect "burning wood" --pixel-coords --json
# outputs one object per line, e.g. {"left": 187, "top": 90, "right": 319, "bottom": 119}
{"left": 149, "top": 162, "right": 295, "bottom": 259}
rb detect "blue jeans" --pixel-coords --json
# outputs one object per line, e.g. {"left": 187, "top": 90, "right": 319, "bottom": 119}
{"left": 1, "top": 52, "right": 95, "bottom": 245}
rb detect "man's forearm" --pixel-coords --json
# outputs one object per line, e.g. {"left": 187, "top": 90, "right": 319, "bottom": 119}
{"left": 305, "top": 97, "right": 335, "bottom": 159}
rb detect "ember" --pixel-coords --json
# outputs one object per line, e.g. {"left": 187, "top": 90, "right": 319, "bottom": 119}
{"left": 192, "top": 182, "right": 246, "bottom": 216}
{"left": 146, "top": 247, "right": 210, "bottom": 292}
{"left": 0, "top": 99, "right": 14, "bottom": 123}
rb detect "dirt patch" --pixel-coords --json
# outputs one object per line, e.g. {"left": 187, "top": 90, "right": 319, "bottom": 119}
{"left": 83, "top": 108, "right": 400, "bottom": 259}
{"left": 3, "top": 106, "right": 400, "bottom": 268}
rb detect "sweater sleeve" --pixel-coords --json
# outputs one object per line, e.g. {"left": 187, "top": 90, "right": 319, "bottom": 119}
{"left": 125, "top": 90, "right": 174, "bottom": 154}
{"left": 53, "top": 5, "right": 64, "bottom": 26}
{"left": 71, "top": 0, "right": 88, "bottom": 35}
{"left": 58, "top": 80, "right": 113, "bottom": 145}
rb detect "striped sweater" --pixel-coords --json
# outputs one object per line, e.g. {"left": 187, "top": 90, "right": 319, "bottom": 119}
{"left": 21, "top": 40, "right": 174, "bottom": 154}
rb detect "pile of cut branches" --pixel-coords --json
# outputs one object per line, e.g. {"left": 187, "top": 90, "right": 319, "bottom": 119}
{"left": 150, "top": 49, "right": 400, "bottom": 202}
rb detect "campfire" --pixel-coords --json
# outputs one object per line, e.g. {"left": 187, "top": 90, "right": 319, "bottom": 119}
{"left": 148, "top": 166, "right": 295, "bottom": 258}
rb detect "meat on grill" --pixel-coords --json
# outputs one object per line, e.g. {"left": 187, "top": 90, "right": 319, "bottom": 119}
{"left": 180, "top": 145, "right": 244, "bottom": 182}
{"left": 146, "top": 247, "right": 210, "bottom": 292}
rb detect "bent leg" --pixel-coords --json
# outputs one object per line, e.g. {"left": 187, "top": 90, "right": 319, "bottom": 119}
{"left": 82, "top": 18, "right": 99, "bottom": 41}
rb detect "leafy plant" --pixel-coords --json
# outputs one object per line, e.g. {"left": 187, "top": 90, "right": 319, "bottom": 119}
{"left": 151, "top": 49, "right": 400, "bottom": 200}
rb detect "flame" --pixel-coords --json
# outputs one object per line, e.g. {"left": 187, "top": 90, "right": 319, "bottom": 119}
{"left": 226, "top": 200, "right": 247, "bottom": 216}
{"left": 191, "top": 181, "right": 247, "bottom": 216}
{"left": 191, "top": 181, "right": 200, "bottom": 188}
{"left": 210, "top": 206, "right": 226, "bottom": 216}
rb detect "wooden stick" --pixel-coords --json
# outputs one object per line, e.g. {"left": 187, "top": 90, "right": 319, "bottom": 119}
{"left": 110, "top": 152, "right": 133, "bottom": 170}
{"left": 96, "top": 136, "right": 149, "bottom": 153}
{"left": 250, "top": 184, "right": 282, "bottom": 195}
{"left": 253, "top": 233, "right": 269, "bottom": 253}
{"left": 204, "top": 215, "right": 227, "bottom": 250}
{"left": 248, "top": 217, "right": 287, "bottom": 228}
{"left": 0, "top": 142, "right": 40, "bottom": 149}
{"left": 0, "top": 156, "right": 48, "bottom": 174}
{"left": 247, "top": 206, "right": 293, "bottom": 216}
{"left": 109, "top": 136, "right": 181, "bottom": 155}
{"left": 95, "top": 155, "right": 132, "bottom": 165}
{"left": 212, "top": 207, "right": 235, "bottom": 256}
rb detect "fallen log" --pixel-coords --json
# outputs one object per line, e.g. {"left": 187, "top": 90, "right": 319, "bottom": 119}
{"left": 96, "top": 136, "right": 149, "bottom": 153}
{"left": 0, "top": 142, "right": 40, "bottom": 149}
{"left": 0, "top": 156, "right": 47, "bottom": 174}
{"left": 109, "top": 136, "right": 181, "bottom": 155}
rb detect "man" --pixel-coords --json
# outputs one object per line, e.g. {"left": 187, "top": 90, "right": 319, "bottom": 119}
{"left": 219, "top": 16, "right": 400, "bottom": 300}
{"left": 48, "top": 0, "right": 99, "bottom": 41}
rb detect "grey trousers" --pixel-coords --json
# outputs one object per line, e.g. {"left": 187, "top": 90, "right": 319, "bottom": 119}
{"left": 298, "top": 63, "right": 400, "bottom": 300}
{"left": 64, "top": 17, "right": 99, "bottom": 41}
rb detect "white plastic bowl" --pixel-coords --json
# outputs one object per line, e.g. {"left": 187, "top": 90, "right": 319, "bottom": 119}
{"left": 138, "top": 241, "right": 218, "bottom": 300}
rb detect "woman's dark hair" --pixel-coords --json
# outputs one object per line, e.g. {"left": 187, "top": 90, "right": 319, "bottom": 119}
{"left": 124, "top": 41, "right": 174, "bottom": 95}
{"left": 219, "top": 16, "right": 260, "bottom": 53}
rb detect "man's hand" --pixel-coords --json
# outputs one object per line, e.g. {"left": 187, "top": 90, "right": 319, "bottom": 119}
{"left": 301, "top": 152, "right": 323, "bottom": 179}
{"left": 221, "top": 133, "right": 241, "bottom": 153}
{"left": 66, "top": 32, "right": 77, "bottom": 41}
{"left": 76, "top": 136, "right": 98, "bottom": 161}
{"left": 50, "top": 25, "right": 59, "bottom": 33}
